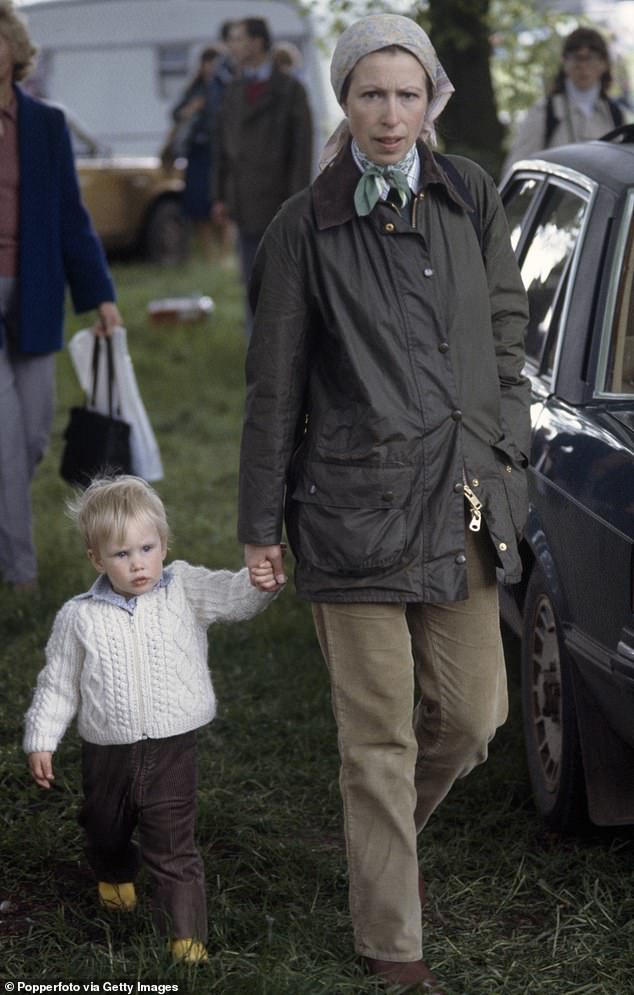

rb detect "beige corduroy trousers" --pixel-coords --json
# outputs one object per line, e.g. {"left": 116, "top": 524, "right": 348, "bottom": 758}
{"left": 312, "top": 527, "right": 508, "bottom": 962}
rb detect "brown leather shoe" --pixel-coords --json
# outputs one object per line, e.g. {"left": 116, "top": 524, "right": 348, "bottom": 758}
{"left": 365, "top": 957, "right": 446, "bottom": 993}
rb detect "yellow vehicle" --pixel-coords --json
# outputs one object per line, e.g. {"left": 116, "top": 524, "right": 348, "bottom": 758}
{"left": 72, "top": 122, "right": 190, "bottom": 265}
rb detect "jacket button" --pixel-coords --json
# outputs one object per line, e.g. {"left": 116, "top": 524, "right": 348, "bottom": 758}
{"left": 384, "top": 223, "right": 395, "bottom": 233}
{"left": 498, "top": 541, "right": 508, "bottom": 552}
{"left": 455, "top": 553, "right": 467, "bottom": 565}
{"left": 309, "top": 484, "right": 317, "bottom": 494}
{"left": 451, "top": 409, "right": 462, "bottom": 421}
{"left": 472, "top": 478, "right": 479, "bottom": 487}
{"left": 453, "top": 482, "right": 463, "bottom": 493}
{"left": 423, "top": 267, "right": 434, "bottom": 277}
{"left": 505, "top": 465, "right": 512, "bottom": 473}
{"left": 382, "top": 490, "right": 394, "bottom": 502}
{"left": 438, "top": 341, "right": 449, "bottom": 353}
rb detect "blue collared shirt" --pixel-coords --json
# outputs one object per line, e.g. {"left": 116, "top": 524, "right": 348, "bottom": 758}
{"left": 84, "top": 568, "right": 172, "bottom": 615}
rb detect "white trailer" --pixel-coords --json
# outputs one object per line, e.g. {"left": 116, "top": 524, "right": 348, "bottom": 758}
{"left": 18, "top": 0, "right": 335, "bottom": 157}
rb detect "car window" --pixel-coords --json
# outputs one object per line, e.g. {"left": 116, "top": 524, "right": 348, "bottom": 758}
{"left": 603, "top": 211, "right": 634, "bottom": 395}
{"left": 518, "top": 183, "right": 587, "bottom": 372}
{"left": 503, "top": 177, "right": 542, "bottom": 252}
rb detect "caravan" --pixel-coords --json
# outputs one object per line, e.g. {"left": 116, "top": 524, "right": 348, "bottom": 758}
{"left": 19, "top": 0, "right": 333, "bottom": 157}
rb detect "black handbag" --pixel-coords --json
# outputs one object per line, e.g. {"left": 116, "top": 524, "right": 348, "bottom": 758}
{"left": 60, "top": 337, "right": 132, "bottom": 488}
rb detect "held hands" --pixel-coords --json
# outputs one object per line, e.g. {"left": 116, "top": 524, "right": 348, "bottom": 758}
{"left": 245, "top": 543, "right": 287, "bottom": 592}
{"left": 29, "top": 751, "right": 55, "bottom": 789}
{"left": 92, "top": 301, "right": 122, "bottom": 338}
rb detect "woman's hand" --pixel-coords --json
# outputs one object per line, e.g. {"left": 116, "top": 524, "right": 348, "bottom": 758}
{"left": 245, "top": 543, "right": 286, "bottom": 591}
{"left": 92, "top": 301, "right": 122, "bottom": 338}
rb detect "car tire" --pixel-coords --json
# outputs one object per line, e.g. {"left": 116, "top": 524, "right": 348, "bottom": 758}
{"left": 521, "top": 567, "right": 588, "bottom": 832}
{"left": 143, "top": 198, "right": 190, "bottom": 265}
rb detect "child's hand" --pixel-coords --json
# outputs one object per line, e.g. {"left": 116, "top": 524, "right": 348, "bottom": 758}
{"left": 250, "top": 558, "right": 282, "bottom": 592}
{"left": 28, "top": 752, "right": 55, "bottom": 789}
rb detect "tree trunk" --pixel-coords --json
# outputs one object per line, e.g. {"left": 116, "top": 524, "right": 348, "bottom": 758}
{"left": 427, "top": 0, "right": 505, "bottom": 178}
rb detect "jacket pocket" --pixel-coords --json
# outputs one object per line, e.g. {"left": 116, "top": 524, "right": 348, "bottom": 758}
{"left": 287, "top": 460, "right": 412, "bottom": 574}
{"left": 491, "top": 434, "right": 529, "bottom": 539}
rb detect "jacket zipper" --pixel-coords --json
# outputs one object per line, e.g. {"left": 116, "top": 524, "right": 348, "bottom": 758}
{"left": 462, "top": 472, "right": 482, "bottom": 532}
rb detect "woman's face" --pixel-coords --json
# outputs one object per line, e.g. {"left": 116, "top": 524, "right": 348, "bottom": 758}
{"left": 563, "top": 46, "right": 607, "bottom": 91}
{"left": 343, "top": 48, "right": 429, "bottom": 166}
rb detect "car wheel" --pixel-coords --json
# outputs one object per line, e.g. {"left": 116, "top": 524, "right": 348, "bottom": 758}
{"left": 521, "top": 567, "right": 588, "bottom": 832}
{"left": 144, "top": 198, "right": 190, "bottom": 265}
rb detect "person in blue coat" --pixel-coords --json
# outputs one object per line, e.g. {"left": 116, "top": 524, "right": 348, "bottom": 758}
{"left": 0, "top": 0, "right": 121, "bottom": 591}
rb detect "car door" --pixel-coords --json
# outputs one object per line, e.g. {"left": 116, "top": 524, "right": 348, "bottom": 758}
{"left": 501, "top": 169, "right": 593, "bottom": 610}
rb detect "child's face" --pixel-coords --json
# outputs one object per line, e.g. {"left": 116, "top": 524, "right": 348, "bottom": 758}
{"left": 88, "top": 518, "right": 166, "bottom": 599}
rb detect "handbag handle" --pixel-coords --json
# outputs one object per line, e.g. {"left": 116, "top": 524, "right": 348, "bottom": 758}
{"left": 89, "top": 337, "right": 117, "bottom": 416}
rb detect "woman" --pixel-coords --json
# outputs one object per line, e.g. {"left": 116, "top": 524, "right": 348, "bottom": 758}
{"left": 0, "top": 0, "right": 121, "bottom": 592}
{"left": 170, "top": 45, "right": 225, "bottom": 259}
{"left": 238, "top": 14, "right": 530, "bottom": 993}
{"left": 503, "top": 26, "right": 624, "bottom": 172}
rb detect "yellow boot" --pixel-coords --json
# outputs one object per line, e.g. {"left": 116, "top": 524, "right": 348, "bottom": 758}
{"left": 98, "top": 881, "right": 137, "bottom": 911}
{"left": 170, "top": 938, "right": 209, "bottom": 963}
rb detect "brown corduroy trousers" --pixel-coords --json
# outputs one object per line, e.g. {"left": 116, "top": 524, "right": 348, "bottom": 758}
{"left": 79, "top": 730, "right": 207, "bottom": 942}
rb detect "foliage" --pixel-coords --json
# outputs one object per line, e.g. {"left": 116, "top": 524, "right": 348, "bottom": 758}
{"left": 489, "top": 0, "right": 589, "bottom": 126}
{"left": 296, "top": 0, "right": 604, "bottom": 148}
{"left": 1, "top": 252, "right": 633, "bottom": 992}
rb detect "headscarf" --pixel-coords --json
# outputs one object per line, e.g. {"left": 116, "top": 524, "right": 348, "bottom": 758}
{"left": 320, "top": 13, "right": 454, "bottom": 171}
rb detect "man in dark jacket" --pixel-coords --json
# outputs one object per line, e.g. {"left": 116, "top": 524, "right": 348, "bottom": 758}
{"left": 212, "top": 17, "right": 313, "bottom": 335}
{"left": 237, "top": 14, "right": 530, "bottom": 994}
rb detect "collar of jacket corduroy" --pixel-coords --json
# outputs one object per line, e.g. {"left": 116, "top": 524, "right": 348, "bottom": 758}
{"left": 311, "top": 139, "right": 472, "bottom": 231}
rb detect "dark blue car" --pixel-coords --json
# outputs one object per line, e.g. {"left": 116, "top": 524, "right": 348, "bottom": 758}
{"left": 499, "top": 126, "right": 634, "bottom": 832}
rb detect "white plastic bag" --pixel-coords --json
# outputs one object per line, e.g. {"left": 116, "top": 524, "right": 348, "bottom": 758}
{"left": 68, "top": 327, "right": 164, "bottom": 482}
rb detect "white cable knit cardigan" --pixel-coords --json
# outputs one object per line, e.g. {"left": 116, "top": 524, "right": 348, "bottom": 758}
{"left": 23, "top": 561, "right": 275, "bottom": 753}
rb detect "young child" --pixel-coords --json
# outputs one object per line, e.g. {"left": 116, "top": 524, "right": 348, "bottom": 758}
{"left": 23, "top": 475, "right": 281, "bottom": 963}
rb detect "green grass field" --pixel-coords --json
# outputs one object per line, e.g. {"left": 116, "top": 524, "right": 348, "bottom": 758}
{"left": 1, "top": 254, "right": 632, "bottom": 994}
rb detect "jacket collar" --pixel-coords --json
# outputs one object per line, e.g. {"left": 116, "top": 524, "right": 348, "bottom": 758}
{"left": 312, "top": 139, "right": 473, "bottom": 231}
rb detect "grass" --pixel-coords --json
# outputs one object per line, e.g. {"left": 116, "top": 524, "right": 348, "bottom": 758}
{"left": 1, "top": 252, "right": 633, "bottom": 994}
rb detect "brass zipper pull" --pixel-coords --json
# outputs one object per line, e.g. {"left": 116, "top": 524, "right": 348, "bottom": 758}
{"left": 412, "top": 191, "right": 424, "bottom": 229}
{"left": 463, "top": 483, "right": 482, "bottom": 533}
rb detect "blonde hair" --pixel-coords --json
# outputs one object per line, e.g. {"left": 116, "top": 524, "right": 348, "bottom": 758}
{"left": 66, "top": 475, "right": 170, "bottom": 555}
{"left": 0, "top": 0, "right": 38, "bottom": 82}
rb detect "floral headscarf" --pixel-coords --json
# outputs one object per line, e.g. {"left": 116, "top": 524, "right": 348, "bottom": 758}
{"left": 320, "top": 13, "right": 454, "bottom": 170}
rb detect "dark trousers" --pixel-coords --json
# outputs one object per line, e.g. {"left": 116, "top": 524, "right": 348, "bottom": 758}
{"left": 79, "top": 731, "right": 207, "bottom": 942}
{"left": 237, "top": 228, "right": 264, "bottom": 339}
